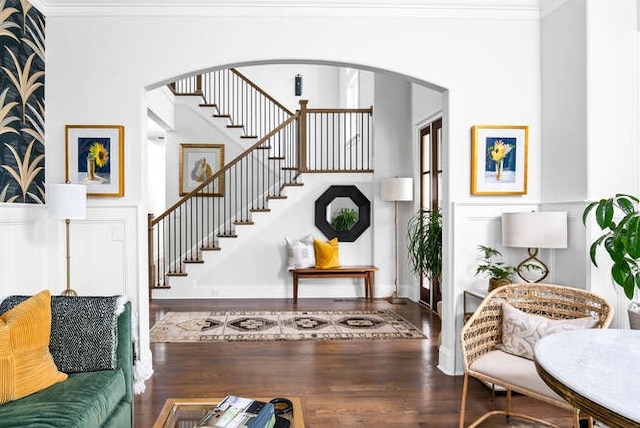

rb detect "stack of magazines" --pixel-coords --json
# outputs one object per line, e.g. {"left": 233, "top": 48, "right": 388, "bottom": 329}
{"left": 195, "top": 396, "right": 276, "bottom": 428}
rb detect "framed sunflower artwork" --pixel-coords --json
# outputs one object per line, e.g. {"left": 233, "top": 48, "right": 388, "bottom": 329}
{"left": 65, "top": 125, "right": 124, "bottom": 197}
{"left": 470, "top": 124, "right": 528, "bottom": 195}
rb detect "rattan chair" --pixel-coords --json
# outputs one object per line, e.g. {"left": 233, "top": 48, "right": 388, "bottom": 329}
{"left": 459, "top": 283, "right": 613, "bottom": 428}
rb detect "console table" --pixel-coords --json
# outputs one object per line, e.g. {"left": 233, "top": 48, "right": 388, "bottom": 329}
{"left": 289, "top": 265, "right": 378, "bottom": 303}
{"left": 535, "top": 329, "right": 640, "bottom": 427}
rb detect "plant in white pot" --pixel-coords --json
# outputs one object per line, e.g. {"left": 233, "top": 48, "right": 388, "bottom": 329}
{"left": 582, "top": 193, "right": 640, "bottom": 329}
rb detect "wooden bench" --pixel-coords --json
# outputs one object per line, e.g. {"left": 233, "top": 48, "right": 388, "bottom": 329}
{"left": 289, "top": 265, "right": 379, "bottom": 303}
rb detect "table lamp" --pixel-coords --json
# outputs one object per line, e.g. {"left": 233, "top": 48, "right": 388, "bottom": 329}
{"left": 47, "top": 183, "right": 87, "bottom": 296}
{"left": 381, "top": 177, "right": 413, "bottom": 304}
{"left": 501, "top": 211, "right": 567, "bottom": 283}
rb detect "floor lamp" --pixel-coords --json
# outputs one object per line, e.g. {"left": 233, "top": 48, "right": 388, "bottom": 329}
{"left": 501, "top": 211, "right": 567, "bottom": 283}
{"left": 381, "top": 177, "right": 413, "bottom": 304}
{"left": 47, "top": 183, "right": 87, "bottom": 296}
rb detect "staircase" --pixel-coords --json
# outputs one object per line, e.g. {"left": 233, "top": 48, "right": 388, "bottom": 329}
{"left": 148, "top": 68, "right": 373, "bottom": 293}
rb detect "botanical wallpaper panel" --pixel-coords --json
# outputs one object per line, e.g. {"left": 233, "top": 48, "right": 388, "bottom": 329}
{"left": 0, "top": 0, "right": 44, "bottom": 204}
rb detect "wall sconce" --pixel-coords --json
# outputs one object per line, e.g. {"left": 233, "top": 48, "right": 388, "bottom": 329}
{"left": 295, "top": 74, "right": 303, "bottom": 96}
{"left": 501, "top": 211, "right": 567, "bottom": 283}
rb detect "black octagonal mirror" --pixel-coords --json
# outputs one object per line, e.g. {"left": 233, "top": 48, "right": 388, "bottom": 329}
{"left": 315, "top": 185, "right": 371, "bottom": 242}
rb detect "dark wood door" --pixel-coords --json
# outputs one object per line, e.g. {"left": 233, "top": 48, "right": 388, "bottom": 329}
{"left": 418, "top": 118, "right": 442, "bottom": 308}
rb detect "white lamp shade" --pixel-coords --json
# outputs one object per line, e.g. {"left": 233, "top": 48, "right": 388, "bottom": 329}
{"left": 502, "top": 211, "right": 568, "bottom": 249}
{"left": 47, "top": 183, "right": 87, "bottom": 220}
{"left": 381, "top": 177, "right": 413, "bottom": 202}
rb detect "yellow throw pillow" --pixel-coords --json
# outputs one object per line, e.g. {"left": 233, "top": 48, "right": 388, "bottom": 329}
{"left": 0, "top": 290, "right": 67, "bottom": 404}
{"left": 314, "top": 238, "right": 340, "bottom": 269}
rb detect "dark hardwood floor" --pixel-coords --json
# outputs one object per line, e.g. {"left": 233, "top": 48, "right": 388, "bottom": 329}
{"left": 135, "top": 298, "right": 575, "bottom": 427}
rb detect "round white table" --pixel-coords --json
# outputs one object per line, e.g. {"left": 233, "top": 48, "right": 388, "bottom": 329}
{"left": 534, "top": 329, "right": 640, "bottom": 428}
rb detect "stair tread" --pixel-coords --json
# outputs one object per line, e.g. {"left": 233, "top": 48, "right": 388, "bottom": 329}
{"left": 151, "top": 285, "right": 171, "bottom": 290}
{"left": 218, "top": 233, "right": 238, "bottom": 238}
{"left": 214, "top": 114, "right": 231, "bottom": 118}
{"left": 282, "top": 167, "right": 299, "bottom": 171}
{"left": 201, "top": 246, "right": 221, "bottom": 251}
{"left": 241, "top": 135, "right": 258, "bottom": 139}
{"left": 250, "top": 208, "right": 271, "bottom": 212}
{"left": 268, "top": 156, "right": 285, "bottom": 160}
{"left": 183, "top": 259, "right": 204, "bottom": 264}
{"left": 199, "top": 103, "right": 217, "bottom": 108}
{"left": 267, "top": 195, "right": 287, "bottom": 200}
{"left": 227, "top": 125, "right": 244, "bottom": 128}
{"left": 166, "top": 272, "right": 188, "bottom": 277}
{"left": 174, "top": 91, "right": 204, "bottom": 97}
{"left": 283, "top": 182, "right": 304, "bottom": 186}
{"left": 256, "top": 146, "right": 272, "bottom": 150}
{"left": 234, "top": 221, "right": 255, "bottom": 225}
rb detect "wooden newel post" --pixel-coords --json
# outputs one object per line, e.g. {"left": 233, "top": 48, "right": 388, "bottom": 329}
{"left": 147, "top": 213, "right": 155, "bottom": 295}
{"left": 298, "top": 99, "right": 308, "bottom": 172}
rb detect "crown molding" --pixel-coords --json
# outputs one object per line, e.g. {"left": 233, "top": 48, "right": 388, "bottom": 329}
{"left": 34, "top": 0, "right": 541, "bottom": 19}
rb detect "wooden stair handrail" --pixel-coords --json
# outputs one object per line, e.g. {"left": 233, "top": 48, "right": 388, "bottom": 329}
{"left": 150, "top": 112, "right": 299, "bottom": 226}
{"left": 230, "top": 68, "right": 293, "bottom": 116}
{"left": 306, "top": 107, "right": 373, "bottom": 115}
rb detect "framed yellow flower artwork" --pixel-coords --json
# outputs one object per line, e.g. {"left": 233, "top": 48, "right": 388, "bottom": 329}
{"left": 471, "top": 125, "right": 528, "bottom": 195}
{"left": 65, "top": 125, "right": 124, "bottom": 197}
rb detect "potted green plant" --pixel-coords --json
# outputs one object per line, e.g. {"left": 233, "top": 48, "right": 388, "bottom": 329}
{"left": 474, "top": 245, "right": 518, "bottom": 291}
{"left": 582, "top": 193, "right": 640, "bottom": 328}
{"left": 331, "top": 208, "right": 358, "bottom": 231}
{"left": 407, "top": 209, "right": 442, "bottom": 309}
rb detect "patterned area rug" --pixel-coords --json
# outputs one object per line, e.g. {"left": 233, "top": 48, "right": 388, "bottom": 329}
{"left": 150, "top": 310, "right": 426, "bottom": 342}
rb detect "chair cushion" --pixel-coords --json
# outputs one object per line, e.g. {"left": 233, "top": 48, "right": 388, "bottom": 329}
{"left": 0, "top": 368, "right": 127, "bottom": 428}
{"left": 470, "top": 349, "right": 563, "bottom": 401}
{"left": 499, "top": 302, "right": 598, "bottom": 359}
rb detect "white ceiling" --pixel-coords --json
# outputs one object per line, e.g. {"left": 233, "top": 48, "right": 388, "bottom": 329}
{"left": 32, "top": 0, "right": 549, "bottom": 17}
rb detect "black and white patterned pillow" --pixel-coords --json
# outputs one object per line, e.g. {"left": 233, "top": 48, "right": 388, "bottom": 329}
{"left": 0, "top": 295, "right": 124, "bottom": 373}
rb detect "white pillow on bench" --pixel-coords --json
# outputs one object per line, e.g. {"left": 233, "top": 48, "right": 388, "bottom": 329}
{"left": 285, "top": 235, "right": 315, "bottom": 269}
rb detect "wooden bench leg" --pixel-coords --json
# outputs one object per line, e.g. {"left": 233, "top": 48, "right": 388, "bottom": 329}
{"left": 368, "top": 271, "right": 375, "bottom": 301}
{"left": 293, "top": 273, "right": 299, "bottom": 303}
{"left": 363, "top": 275, "right": 369, "bottom": 300}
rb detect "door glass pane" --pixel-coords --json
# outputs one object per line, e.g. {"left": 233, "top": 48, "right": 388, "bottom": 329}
{"left": 436, "top": 127, "right": 442, "bottom": 171}
{"left": 422, "top": 133, "right": 431, "bottom": 172}
{"left": 422, "top": 173, "right": 430, "bottom": 210}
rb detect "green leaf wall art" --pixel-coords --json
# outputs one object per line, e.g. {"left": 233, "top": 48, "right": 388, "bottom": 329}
{"left": 0, "top": 0, "right": 44, "bottom": 204}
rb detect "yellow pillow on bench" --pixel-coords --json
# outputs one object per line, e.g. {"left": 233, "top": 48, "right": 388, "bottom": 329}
{"left": 314, "top": 238, "right": 340, "bottom": 269}
{"left": 0, "top": 289, "right": 67, "bottom": 404}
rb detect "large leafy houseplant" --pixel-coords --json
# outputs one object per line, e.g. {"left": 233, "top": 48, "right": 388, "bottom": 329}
{"left": 407, "top": 208, "right": 442, "bottom": 282}
{"left": 582, "top": 193, "right": 640, "bottom": 300}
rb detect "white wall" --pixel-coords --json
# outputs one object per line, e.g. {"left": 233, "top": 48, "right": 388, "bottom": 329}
{"left": 4, "top": 2, "right": 548, "bottom": 375}
{"left": 540, "top": 0, "right": 639, "bottom": 329}
{"left": 237, "top": 64, "right": 340, "bottom": 113}
{"left": 541, "top": 0, "right": 587, "bottom": 202}
{"left": 164, "top": 101, "right": 246, "bottom": 207}
{"left": 412, "top": 84, "right": 443, "bottom": 125}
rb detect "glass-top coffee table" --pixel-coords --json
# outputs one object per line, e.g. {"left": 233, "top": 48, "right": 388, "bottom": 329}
{"left": 153, "top": 397, "right": 305, "bottom": 428}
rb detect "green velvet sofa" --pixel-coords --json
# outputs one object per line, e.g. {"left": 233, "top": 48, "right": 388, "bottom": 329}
{"left": 0, "top": 299, "right": 134, "bottom": 428}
